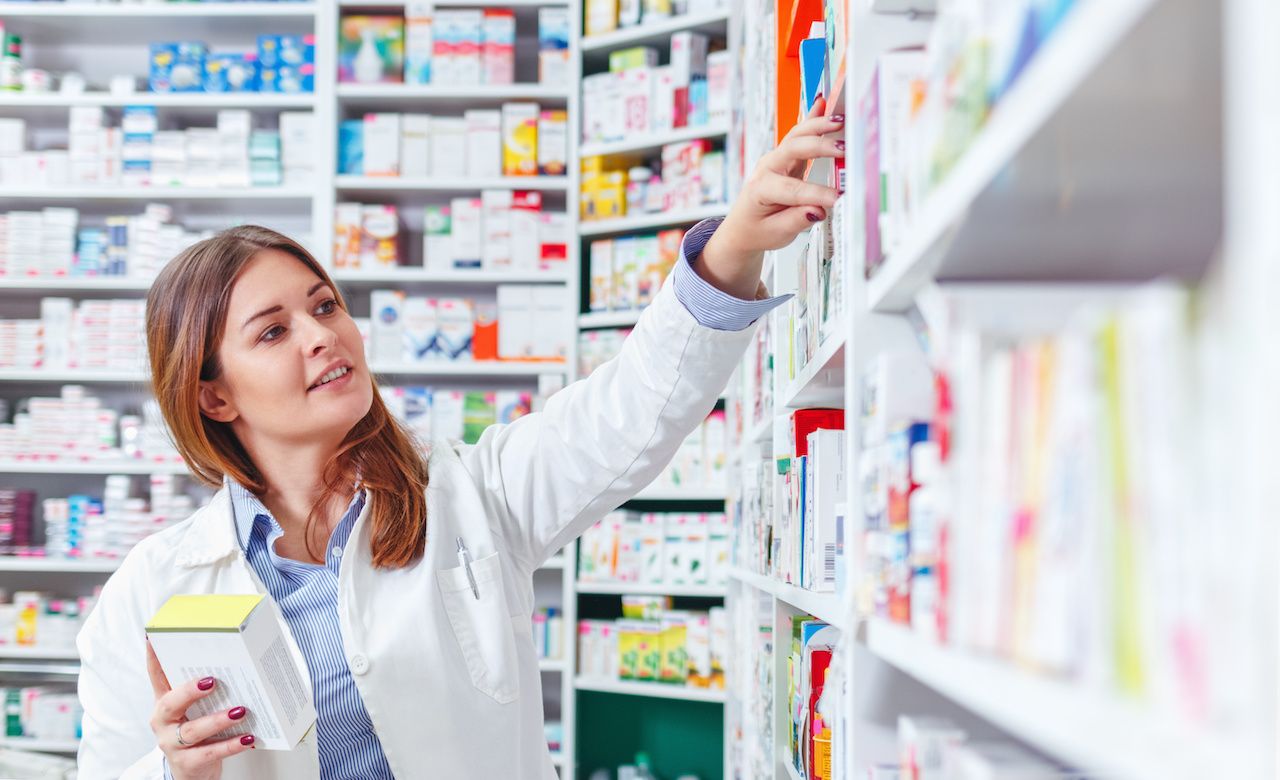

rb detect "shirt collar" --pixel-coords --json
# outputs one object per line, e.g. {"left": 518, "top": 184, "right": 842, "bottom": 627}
{"left": 225, "top": 475, "right": 365, "bottom": 552}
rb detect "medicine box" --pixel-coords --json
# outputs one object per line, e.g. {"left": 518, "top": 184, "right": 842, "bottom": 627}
{"left": 404, "top": 1, "right": 434, "bottom": 85}
{"left": 369, "top": 290, "right": 405, "bottom": 363}
{"left": 149, "top": 42, "right": 206, "bottom": 93}
{"left": 338, "top": 16, "right": 405, "bottom": 84}
{"left": 146, "top": 594, "right": 316, "bottom": 752}
{"left": 501, "top": 102, "right": 539, "bottom": 177}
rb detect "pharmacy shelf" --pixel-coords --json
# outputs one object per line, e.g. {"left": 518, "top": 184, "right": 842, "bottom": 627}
{"left": 728, "top": 568, "right": 847, "bottom": 630}
{"left": 865, "top": 0, "right": 1221, "bottom": 313}
{"left": 629, "top": 485, "right": 726, "bottom": 501}
{"left": 0, "top": 186, "right": 313, "bottom": 201}
{"left": 0, "top": 460, "right": 187, "bottom": 475}
{"left": 581, "top": 9, "right": 731, "bottom": 55}
{"left": 368, "top": 361, "right": 567, "bottom": 378}
{"left": 577, "top": 309, "right": 643, "bottom": 329}
{"left": 331, "top": 269, "right": 569, "bottom": 286}
{"left": 0, "top": 93, "right": 316, "bottom": 109}
{"left": 0, "top": 277, "right": 152, "bottom": 292}
{"left": 0, "top": 2, "right": 317, "bottom": 18}
{"left": 863, "top": 618, "right": 1250, "bottom": 780}
{"left": 779, "top": 327, "right": 846, "bottom": 409}
{"left": 0, "top": 647, "right": 79, "bottom": 661}
{"left": 575, "top": 581, "right": 726, "bottom": 598}
{"left": 539, "top": 658, "right": 567, "bottom": 673}
{"left": 0, "top": 737, "right": 79, "bottom": 753}
{"left": 574, "top": 678, "right": 726, "bottom": 704}
{"left": 334, "top": 175, "right": 571, "bottom": 194}
{"left": 0, "top": 369, "right": 146, "bottom": 383}
{"left": 335, "top": 83, "right": 570, "bottom": 108}
{"left": 579, "top": 122, "right": 730, "bottom": 159}
{"left": 578, "top": 204, "right": 728, "bottom": 237}
{"left": 0, "top": 558, "right": 120, "bottom": 574}
{"left": 782, "top": 760, "right": 805, "bottom": 780}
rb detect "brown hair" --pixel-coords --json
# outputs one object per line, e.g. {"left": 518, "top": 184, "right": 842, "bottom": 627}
{"left": 145, "top": 225, "right": 429, "bottom": 568}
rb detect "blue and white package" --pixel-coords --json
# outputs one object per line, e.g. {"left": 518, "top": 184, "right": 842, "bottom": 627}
{"left": 204, "top": 53, "right": 260, "bottom": 93}
{"left": 150, "top": 42, "right": 207, "bottom": 93}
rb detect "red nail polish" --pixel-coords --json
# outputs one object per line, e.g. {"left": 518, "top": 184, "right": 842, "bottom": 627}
{"left": 835, "top": 140, "right": 846, "bottom": 151}
{"left": 197, "top": 677, "right": 216, "bottom": 691}
{"left": 831, "top": 114, "right": 845, "bottom": 123}
{"left": 228, "top": 706, "right": 247, "bottom": 720}
{"left": 241, "top": 735, "right": 255, "bottom": 746}
{"left": 806, "top": 212, "right": 822, "bottom": 223}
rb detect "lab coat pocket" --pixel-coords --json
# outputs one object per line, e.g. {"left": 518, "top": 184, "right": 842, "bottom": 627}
{"left": 436, "top": 551, "right": 519, "bottom": 704}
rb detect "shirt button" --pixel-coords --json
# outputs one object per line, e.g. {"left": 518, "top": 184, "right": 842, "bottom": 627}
{"left": 332, "top": 546, "right": 343, "bottom": 559}
{"left": 350, "top": 654, "right": 370, "bottom": 675}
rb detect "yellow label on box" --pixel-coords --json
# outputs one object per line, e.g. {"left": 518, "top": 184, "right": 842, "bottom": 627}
{"left": 147, "top": 594, "right": 264, "bottom": 633}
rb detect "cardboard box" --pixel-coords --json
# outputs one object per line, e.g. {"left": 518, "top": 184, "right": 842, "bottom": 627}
{"left": 369, "top": 290, "right": 405, "bottom": 362}
{"left": 497, "top": 285, "right": 534, "bottom": 359}
{"left": 510, "top": 191, "right": 542, "bottom": 272}
{"left": 482, "top": 10, "right": 515, "bottom": 85}
{"left": 538, "top": 211, "right": 568, "bottom": 271}
{"left": 146, "top": 594, "right": 316, "bottom": 752}
{"left": 501, "top": 103, "right": 539, "bottom": 177}
{"left": 449, "top": 197, "right": 482, "bottom": 269}
{"left": 481, "top": 189, "right": 513, "bottom": 271}
{"left": 430, "top": 117, "right": 467, "bottom": 178}
{"left": 362, "top": 113, "right": 401, "bottom": 176}
{"left": 537, "top": 8, "right": 571, "bottom": 86}
{"left": 404, "top": 2, "right": 434, "bottom": 85}
{"left": 588, "top": 240, "right": 613, "bottom": 312}
{"left": 465, "top": 110, "right": 502, "bottom": 178}
{"left": 399, "top": 113, "right": 431, "bottom": 178}
{"left": 422, "top": 205, "right": 452, "bottom": 271}
{"left": 402, "top": 296, "right": 439, "bottom": 362}
{"left": 537, "top": 110, "right": 567, "bottom": 177}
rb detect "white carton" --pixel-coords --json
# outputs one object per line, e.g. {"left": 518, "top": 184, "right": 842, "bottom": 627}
{"left": 429, "top": 117, "right": 467, "bottom": 178}
{"left": 481, "top": 189, "right": 513, "bottom": 271}
{"left": 401, "top": 296, "right": 439, "bottom": 362}
{"left": 449, "top": 197, "right": 482, "bottom": 269}
{"left": 362, "top": 113, "right": 402, "bottom": 176}
{"left": 369, "top": 290, "right": 406, "bottom": 363}
{"left": 497, "top": 284, "right": 534, "bottom": 360}
{"left": 146, "top": 594, "right": 316, "bottom": 752}
{"left": 400, "top": 114, "right": 431, "bottom": 178}
{"left": 465, "top": 110, "right": 502, "bottom": 178}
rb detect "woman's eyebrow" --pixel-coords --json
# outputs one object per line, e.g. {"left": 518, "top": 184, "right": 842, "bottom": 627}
{"left": 242, "top": 282, "right": 331, "bottom": 331}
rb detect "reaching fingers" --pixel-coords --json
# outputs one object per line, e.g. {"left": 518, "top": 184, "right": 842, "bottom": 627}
{"left": 768, "top": 134, "right": 845, "bottom": 177}
{"left": 753, "top": 170, "right": 840, "bottom": 211}
{"left": 764, "top": 206, "right": 830, "bottom": 239}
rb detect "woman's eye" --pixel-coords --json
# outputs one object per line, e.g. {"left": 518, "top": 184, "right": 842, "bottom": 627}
{"left": 316, "top": 298, "right": 338, "bottom": 315}
{"left": 261, "top": 325, "right": 285, "bottom": 343}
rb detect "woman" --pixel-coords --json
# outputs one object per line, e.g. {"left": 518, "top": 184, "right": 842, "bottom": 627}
{"left": 76, "top": 104, "right": 843, "bottom": 779}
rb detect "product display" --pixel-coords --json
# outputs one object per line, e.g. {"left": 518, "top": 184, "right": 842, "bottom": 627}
{"left": 580, "top": 141, "right": 725, "bottom": 222}
{"left": 0, "top": 109, "right": 314, "bottom": 189}
{"left": 578, "top": 511, "right": 730, "bottom": 587}
{"left": 379, "top": 386, "right": 532, "bottom": 446}
{"left": 336, "top": 105, "right": 566, "bottom": 179}
{"left": 587, "top": 228, "right": 684, "bottom": 312}
{"left": 577, "top": 605, "right": 727, "bottom": 689}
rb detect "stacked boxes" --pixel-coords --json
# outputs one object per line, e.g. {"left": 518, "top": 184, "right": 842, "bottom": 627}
{"left": 576, "top": 607, "right": 727, "bottom": 690}
{"left": 337, "top": 106, "right": 566, "bottom": 180}
{"left": 0, "top": 491, "right": 34, "bottom": 554}
{"left": 577, "top": 510, "right": 731, "bottom": 587}
{"left": 0, "top": 387, "right": 183, "bottom": 468}
{"left": 580, "top": 142, "right": 724, "bottom": 222}
{"left": 379, "top": 386, "right": 531, "bottom": 445}
{"left": 150, "top": 36, "right": 314, "bottom": 94}
{"left": 587, "top": 228, "right": 684, "bottom": 312}
{"left": 0, "top": 209, "right": 76, "bottom": 278}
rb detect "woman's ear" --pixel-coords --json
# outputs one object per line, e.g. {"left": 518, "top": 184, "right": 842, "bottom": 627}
{"left": 198, "top": 381, "right": 238, "bottom": 423}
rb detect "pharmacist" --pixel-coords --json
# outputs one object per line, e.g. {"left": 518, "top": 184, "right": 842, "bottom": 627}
{"left": 75, "top": 101, "right": 845, "bottom": 780}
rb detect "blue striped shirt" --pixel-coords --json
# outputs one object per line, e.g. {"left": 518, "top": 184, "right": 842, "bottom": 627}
{"left": 163, "top": 217, "right": 785, "bottom": 778}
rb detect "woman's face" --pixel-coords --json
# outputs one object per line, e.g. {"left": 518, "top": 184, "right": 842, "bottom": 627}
{"left": 198, "top": 249, "right": 373, "bottom": 448}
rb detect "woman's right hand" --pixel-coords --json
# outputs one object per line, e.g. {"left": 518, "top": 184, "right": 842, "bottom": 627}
{"left": 146, "top": 640, "right": 256, "bottom": 780}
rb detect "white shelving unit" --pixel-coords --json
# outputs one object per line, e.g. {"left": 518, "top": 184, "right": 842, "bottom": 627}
{"left": 725, "top": 1, "right": 1274, "bottom": 780}
{"left": 0, "top": 0, "right": 584, "bottom": 768}
{"left": 578, "top": 203, "right": 728, "bottom": 237}
{"left": 573, "top": 678, "right": 726, "bottom": 704}
{"left": 575, "top": 581, "right": 726, "bottom": 598}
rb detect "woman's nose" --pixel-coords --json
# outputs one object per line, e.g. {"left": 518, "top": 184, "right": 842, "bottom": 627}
{"left": 305, "top": 321, "right": 339, "bottom": 356}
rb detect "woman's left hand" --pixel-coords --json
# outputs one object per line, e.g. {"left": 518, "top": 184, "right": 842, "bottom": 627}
{"left": 697, "top": 96, "right": 846, "bottom": 298}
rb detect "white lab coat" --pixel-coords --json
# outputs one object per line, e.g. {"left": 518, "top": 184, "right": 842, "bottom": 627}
{"left": 75, "top": 278, "right": 756, "bottom": 779}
